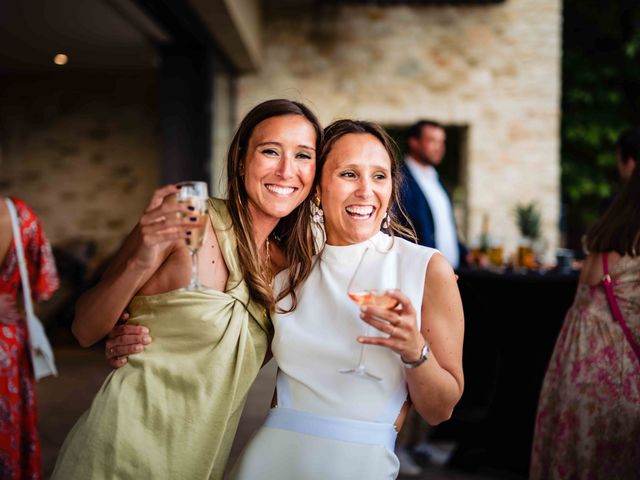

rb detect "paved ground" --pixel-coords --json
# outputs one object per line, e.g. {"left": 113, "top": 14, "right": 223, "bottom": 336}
{"left": 36, "top": 346, "right": 520, "bottom": 479}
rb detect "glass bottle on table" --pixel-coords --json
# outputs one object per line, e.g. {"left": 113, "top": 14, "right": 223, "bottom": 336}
{"left": 176, "top": 181, "right": 208, "bottom": 290}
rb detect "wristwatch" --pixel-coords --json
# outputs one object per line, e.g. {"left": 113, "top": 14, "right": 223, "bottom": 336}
{"left": 402, "top": 343, "right": 430, "bottom": 369}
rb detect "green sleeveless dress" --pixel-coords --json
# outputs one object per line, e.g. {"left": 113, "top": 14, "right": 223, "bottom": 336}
{"left": 51, "top": 199, "right": 272, "bottom": 480}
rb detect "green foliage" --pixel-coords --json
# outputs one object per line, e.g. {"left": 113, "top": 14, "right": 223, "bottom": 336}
{"left": 562, "top": 0, "right": 640, "bottom": 248}
{"left": 514, "top": 203, "right": 541, "bottom": 240}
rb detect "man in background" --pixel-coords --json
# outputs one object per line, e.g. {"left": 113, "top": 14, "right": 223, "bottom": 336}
{"left": 399, "top": 120, "right": 466, "bottom": 269}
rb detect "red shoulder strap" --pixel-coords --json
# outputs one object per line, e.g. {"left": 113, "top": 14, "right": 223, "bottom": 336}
{"left": 602, "top": 253, "right": 640, "bottom": 363}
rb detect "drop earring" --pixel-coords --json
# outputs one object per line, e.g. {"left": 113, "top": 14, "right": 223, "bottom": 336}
{"left": 311, "top": 197, "right": 324, "bottom": 226}
{"left": 382, "top": 212, "right": 390, "bottom": 230}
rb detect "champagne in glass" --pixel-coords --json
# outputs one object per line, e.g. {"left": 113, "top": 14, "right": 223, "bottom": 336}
{"left": 340, "top": 247, "right": 398, "bottom": 381}
{"left": 176, "top": 181, "right": 208, "bottom": 290}
{"left": 348, "top": 291, "right": 399, "bottom": 309}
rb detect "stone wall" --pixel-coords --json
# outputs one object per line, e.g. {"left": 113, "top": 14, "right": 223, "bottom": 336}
{"left": 237, "top": 0, "right": 562, "bottom": 258}
{"left": 0, "top": 72, "right": 160, "bottom": 261}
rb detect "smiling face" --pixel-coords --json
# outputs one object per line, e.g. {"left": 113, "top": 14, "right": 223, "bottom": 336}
{"left": 243, "top": 114, "right": 317, "bottom": 227}
{"left": 318, "top": 133, "right": 393, "bottom": 246}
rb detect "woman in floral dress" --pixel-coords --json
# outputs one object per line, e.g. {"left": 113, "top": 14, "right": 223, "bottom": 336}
{"left": 530, "top": 153, "right": 640, "bottom": 479}
{"left": 0, "top": 197, "right": 59, "bottom": 480}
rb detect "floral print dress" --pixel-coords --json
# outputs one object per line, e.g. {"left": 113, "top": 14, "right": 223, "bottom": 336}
{"left": 0, "top": 197, "right": 59, "bottom": 480}
{"left": 530, "top": 255, "right": 640, "bottom": 480}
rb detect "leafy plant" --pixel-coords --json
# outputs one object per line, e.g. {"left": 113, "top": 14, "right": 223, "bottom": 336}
{"left": 562, "top": 0, "right": 640, "bottom": 250}
{"left": 515, "top": 203, "right": 541, "bottom": 240}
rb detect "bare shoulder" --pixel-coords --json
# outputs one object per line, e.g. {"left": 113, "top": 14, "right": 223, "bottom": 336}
{"left": 579, "top": 250, "right": 625, "bottom": 285}
{"left": 422, "top": 253, "right": 461, "bottom": 317}
{"left": 425, "top": 253, "right": 456, "bottom": 284}
{"left": 421, "top": 253, "right": 464, "bottom": 339}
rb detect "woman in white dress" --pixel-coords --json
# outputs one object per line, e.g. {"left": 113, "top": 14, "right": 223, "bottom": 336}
{"left": 230, "top": 119, "right": 465, "bottom": 479}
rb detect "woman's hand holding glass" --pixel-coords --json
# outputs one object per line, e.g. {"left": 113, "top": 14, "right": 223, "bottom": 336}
{"left": 357, "top": 289, "right": 425, "bottom": 364}
{"left": 132, "top": 184, "right": 199, "bottom": 271}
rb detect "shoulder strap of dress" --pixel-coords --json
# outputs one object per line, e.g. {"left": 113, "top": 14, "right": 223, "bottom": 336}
{"left": 602, "top": 252, "right": 640, "bottom": 363}
{"left": 4, "top": 198, "right": 35, "bottom": 318}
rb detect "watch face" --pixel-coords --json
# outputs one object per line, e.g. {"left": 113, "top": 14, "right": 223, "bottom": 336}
{"left": 404, "top": 343, "right": 429, "bottom": 368}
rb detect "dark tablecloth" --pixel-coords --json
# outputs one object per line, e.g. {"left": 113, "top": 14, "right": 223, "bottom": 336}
{"left": 439, "top": 268, "right": 579, "bottom": 475}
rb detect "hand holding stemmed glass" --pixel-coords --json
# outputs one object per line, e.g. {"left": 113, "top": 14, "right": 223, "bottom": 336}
{"left": 133, "top": 185, "right": 200, "bottom": 271}
{"left": 340, "top": 247, "right": 399, "bottom": 381}
{"left": 340, "top": 248, "right": 428, "bottom": 381}
{"left": 357, "top": 288, "right": 426, "bottom": 368}
{"left": 132, "top": 182, "right": 208, "bottom": 288}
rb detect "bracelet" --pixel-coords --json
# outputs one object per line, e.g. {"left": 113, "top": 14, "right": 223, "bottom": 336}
{"left": 401, "top": 343, "right": 430, "bottom": 369}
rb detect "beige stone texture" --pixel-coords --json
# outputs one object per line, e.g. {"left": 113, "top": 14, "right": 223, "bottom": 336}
{"left": 236, "top": 0, "right": 562, "bottom": 259}
{"left": 0, "top": 72, "right": 159, "bottom": 261}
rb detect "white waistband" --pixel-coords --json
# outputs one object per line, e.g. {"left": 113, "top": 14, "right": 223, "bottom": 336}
{"left": 264, "top": 407, "right": 397, "bottom": 451}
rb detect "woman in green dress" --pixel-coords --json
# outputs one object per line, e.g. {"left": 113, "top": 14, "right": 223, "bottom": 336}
{"left": 52, "top": 99, "right": 322, "bottom": 480}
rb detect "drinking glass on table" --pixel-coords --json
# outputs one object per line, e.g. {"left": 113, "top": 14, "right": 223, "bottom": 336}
{"left": 340, "top": 247, "right": 398, "bottom": 381}
{"left": 176, "top": 181, "right": 208, "bottom": 290}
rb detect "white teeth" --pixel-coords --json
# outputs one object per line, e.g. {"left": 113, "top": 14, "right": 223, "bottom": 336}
{"left": 266, "top": 185, "right": 296, "bottom": 195}
{"left": 345, "top": 205, "right": 375, "bottom": 216}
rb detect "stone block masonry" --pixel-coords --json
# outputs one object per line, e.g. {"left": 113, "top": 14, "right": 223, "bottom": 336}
{"left": 237, "top": 0, "right": 561, "bottom": 258}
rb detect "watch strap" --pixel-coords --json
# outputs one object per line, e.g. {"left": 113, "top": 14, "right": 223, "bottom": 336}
{"left": 402, "top": 342, "right": 430, "bottom": 369}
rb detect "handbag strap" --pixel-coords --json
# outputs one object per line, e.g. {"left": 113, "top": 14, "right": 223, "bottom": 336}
{"left": 602, "top": 252, "right": 640, "bottom": 363}
{"left": 4, "top": 198, "right": 36, "bottom": 319}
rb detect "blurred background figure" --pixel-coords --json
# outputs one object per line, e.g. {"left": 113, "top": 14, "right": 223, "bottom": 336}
{"left": 599, "top": 125, "right": 639, "bottom": 214}
{"left": 0, "top": 197, "right": 59, "bottom": 480}
{"left": 530, "top": 148, "right": 640, "bottom": 479}
{"left": 399, "top": 120, "right": 467, "bottom": 270}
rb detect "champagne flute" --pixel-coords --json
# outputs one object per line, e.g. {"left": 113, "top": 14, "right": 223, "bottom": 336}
{"left": 340, "top": 247, "right": 398, "bottom": 381}
{"left": 176, "top": 181, "right": 208, "bottom": 290}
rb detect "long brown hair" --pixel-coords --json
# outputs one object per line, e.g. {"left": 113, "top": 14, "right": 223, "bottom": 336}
{"left": 316, "top": 119, "right": 416, "bottom": 242}
{"left": 586, "top": 160, "right": 640, "bottom": 256}
{"left": 226, "top": 99, "right": 322, "bottom": 311}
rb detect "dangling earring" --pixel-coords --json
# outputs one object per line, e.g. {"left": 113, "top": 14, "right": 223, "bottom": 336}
{"left": 311, "top": 196, "right": 324, "bottom": 225}
{"left": 382, "top": 212, "right": 390, "bottom": 230}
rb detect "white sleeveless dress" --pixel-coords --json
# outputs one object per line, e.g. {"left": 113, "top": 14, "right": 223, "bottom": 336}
{"left": 230, "top": 232, "right": 438, "bottom": 479}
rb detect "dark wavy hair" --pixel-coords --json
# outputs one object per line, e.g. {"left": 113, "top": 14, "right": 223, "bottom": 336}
{"left": 586, "top": 157, "right": 640, "bottom": 256}
{"left": 316, "top": 119, "right": 416, "bottom": 242}
{"left": 226, "top": 99, "right": 323, "bottom": 312}
{"left": 617, "top": 125, "right": 640, "bottom": 166}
